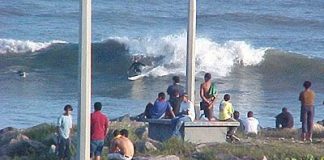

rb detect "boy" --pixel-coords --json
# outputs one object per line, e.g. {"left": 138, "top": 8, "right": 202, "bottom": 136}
{"left": 56, "top": 105, "right": 73, "bottom": 160}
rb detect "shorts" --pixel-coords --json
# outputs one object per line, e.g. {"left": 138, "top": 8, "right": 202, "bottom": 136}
{"left": 58, "top": 136, "right": 70, "bottom": 159}
{"left": 90, "top": 140, "right": 104, "bottom": 157}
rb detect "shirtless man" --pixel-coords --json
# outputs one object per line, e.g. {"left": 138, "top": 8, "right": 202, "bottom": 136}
{"left": 200, "top": 73, "right": 215, "bottom": 121}
{"left": 108, "top": 129, "right": 134, "bottom": 160}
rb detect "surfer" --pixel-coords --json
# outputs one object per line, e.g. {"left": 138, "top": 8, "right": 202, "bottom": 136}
{"left": 17, "top": 70, "right": 27, "bottom": 78}
{"left": 128, "top": 57, "right": 145, "bottom": 75}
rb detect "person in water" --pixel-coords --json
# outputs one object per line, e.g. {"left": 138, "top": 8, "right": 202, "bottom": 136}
{"left": 128, "top": 58, "right": 145, "bottom": 75}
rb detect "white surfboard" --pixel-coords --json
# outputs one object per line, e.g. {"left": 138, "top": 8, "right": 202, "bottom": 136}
{"left": 128, "top": 74, "right": 145, "bottom": 81}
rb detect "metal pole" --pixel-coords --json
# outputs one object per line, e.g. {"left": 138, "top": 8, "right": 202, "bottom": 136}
{"left": 186, "top": 0, "right": 197, "bottom": 119}
{"left": 77, "top": 0, "right": 91, "bottom": 159}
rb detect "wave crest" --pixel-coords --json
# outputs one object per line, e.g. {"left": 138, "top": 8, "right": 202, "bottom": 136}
{"left": 0, "top": 39, "right": 66, "bottom": 54}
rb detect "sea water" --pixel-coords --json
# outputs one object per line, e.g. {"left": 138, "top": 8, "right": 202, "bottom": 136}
{"left": 0, "top": 0, "right": 323, "bottom": 128}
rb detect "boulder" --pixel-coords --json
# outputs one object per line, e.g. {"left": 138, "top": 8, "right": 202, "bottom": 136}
{"left": 135, "top": 126, "right": 148, "bottom": 139}
{"left": 2, "top": 134, "right": 46, "bottom": 157}
{"left": 135, "top": 140, "right": 158, "bottom": 153}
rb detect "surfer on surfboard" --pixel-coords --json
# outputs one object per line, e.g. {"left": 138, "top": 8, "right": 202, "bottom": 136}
{"left": 128, "top": 57, "right": 145, "bottom": 75}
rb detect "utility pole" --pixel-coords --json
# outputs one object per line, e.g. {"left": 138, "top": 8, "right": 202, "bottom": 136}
{"left": 77, "top": 0, "right": 91, "bottom": 159}
{"left": 186, "top": 0, "right": 198, "bottom": 119}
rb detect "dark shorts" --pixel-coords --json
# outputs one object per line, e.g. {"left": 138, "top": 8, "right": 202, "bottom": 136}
{"left": 58, "top": 136, "right": 70, "bottom": 159}
{"left": 90, "top": 140, "right": 104, "bottom": 157}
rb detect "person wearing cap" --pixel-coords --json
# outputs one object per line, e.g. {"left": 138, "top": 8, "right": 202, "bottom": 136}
{"left": 56, "top": 104, "right": 73, "bottom": 160}
{"left": 171, "top": 93, "right": 195, "bottom": 137}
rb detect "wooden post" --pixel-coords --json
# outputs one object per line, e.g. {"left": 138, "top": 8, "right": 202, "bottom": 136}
{"left": 77, "top": 0, "right": 91, "bottom": 159}
{"left": 186, "top": 0, "right": 198, "bottom": 119}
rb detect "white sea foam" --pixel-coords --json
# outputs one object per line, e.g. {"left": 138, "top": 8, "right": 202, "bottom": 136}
{"left": 112, "top": 33, "right": 268, "bottom": 77}
{"left": 0, "top": 39, "right": 66, "bottom": 54}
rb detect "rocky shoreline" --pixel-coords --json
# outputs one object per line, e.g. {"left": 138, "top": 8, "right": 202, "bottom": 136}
{"left": 1, "top": 115, "right": 324, "bottom": 160}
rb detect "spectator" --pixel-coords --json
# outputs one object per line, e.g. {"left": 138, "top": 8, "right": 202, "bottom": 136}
{"left": 167, "top": 76, "right": 185, "bottom": 115}
{"left": 200, "top": 73, "right": 218, "bottom": 121}
{"left": 299, "top": 81, "right": 315, "bottom": 142}
{"left": 243, "top": 111, "right": 260, "bottom": 135}
{"left": 144, "top": 92, "right": 175, "bottom": 119}
{"left": 218, "top": 94, "right": 240, "bottom": 142}
{"left": 90, "top": 102, "right": 110, "bottom": 160}
{"left": 171, "top": 93, "right": 195, "bottom": 137}
{"left": 233, "top": 110, "right": 244, "bottom": 132}
{"left": 56, "top": 105, "right": 73, "bottom": 160}
{"left": 275, "top": 107, "right": 294, "bottom": 129}
{"left": 108, "top": 129, "right": 134, "bottom": 160}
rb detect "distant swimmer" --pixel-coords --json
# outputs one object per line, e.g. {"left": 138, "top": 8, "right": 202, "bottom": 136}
{"left": 17, "top": 71, "right": 27, "bottom": 78}
{"left": 128, "top": 57, "right": 145, "bottom": 75}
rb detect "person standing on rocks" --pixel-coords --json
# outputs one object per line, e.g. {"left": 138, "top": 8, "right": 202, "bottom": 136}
{"left": 90, "top": 102, "right": 110, "bottom": 160}
{"left": 56, "top": 104, "right": 73, "bottom": 160}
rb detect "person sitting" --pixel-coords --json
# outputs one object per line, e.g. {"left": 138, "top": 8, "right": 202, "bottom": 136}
{"left": 233, "top": 110, "right": 244, "bottom": 132}
{"left": 144, "top": 92, "right": 175, "bottom": 119}
{"left": 107, "top": 129, "right": 134, "bottom": 160}
{"left": 171, "top": 93, "right": 195, "bottom": 137}
{"left": 218, "top": 94, "right": 240, "bottom": 142}
{"left": 243, "top": 111, "right": 260, "bottom": 135}
{"left": 275, "top": 107, "right": 294, "bottom": 129}
{"left": 110, "top": 130, "right": 121, "bottom": 153}
{"left": 128, "top": 57, "right": 145, "bottom": 75}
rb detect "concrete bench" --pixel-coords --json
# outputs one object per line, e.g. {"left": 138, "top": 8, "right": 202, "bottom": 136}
{"left": 147, "top": 119, "right": 240, "bottom": 143}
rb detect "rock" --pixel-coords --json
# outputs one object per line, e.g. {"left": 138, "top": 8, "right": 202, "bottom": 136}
{"left": 146, "top": 138, "right": 162, "bottom": 149}
{"left": 135, "top": 127, "right": 148, "bottom": 139}
{"left": 135, "top": 140, "right": 157, "bottom": 152}
{"left": 49, "top": 144, "right": 56, "bottom": 154}
{"left": 111, "top": 114, "right": 131, "bottom": 122}
{"left": 2, "top": 134, "right": 47, "bottom": 157}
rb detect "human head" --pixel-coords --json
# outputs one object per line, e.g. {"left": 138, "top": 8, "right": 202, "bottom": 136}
{"left": 303, "top": 81, "right": 311, "bottom": 89}
{"left": 113, "top": 129, "right": 120, "bottom": 138}
{"left": 233, "top": 110, "right": 240, "bottom": 119}
{"left": 94, "top": 102, "right": 102, "bottom": 111}
{"left": 64, "top": 104, "right": 73, "bottom": 112}
{"left": 224, "top": 94, "right": 230, "bottom": 101}
{"left": 172, "top": 76, "right": 180, "bottom": 83}
{"left": 282, "top": 107, "right": 288, "bottom": 112}
{"left": 120, "top": 129, "right": 128, "bottom": 137}
{"left": 181, "top": 92, "right": 189, "bottom": 101}
{"left": 158, "top": 92, "right": 166, "bottom": 100}
{"left": 247, "top": 111, "right": 253, "bottom": 118}
{"left": 204, "top": 73, "right": 211, "bottom": 81}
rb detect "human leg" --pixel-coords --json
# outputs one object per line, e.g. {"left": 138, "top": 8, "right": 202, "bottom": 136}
{"left": 207, "top": 105, "right": 214, "bottom": 121}
{"left": 301, "top": 106, "right": 307, "bottom": 141}
{"left": 172, "top": 116, "right": 191, "bottom": 137}
{"left": 58, "top": 136, "right": 68, "bottom": 160}
{"left": 306, "top": 106, "right": 314, "bottom": 141}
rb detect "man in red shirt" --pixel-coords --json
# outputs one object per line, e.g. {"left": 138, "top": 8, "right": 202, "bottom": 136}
{"left": 90, "top": 102, "right": 110, "bottom": 160}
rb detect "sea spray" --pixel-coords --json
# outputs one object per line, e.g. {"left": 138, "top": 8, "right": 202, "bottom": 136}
{"left": 112, "top": 33, "right": 267, "bottom": 77}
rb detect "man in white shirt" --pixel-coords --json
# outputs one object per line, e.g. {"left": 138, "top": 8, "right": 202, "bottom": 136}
{"left": 243, "top": 111, "right": 259, "bottom": 135}
{"left": 172, "top": 93, "right": 195, "bottom": 137}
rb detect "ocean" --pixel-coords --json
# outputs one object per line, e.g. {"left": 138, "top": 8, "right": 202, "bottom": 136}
{"left": 0, "top": 0, "right": 323, "bottom": 129}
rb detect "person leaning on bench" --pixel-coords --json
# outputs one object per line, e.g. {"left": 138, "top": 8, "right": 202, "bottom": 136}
{"left": 143, "top": 92, "right": 175, "bottom": 119}
{"left": 218, "top": 94, "right": 240, "bottom": 142}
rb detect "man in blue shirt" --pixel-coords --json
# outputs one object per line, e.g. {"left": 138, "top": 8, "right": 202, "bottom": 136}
{"left": 146, "top": 92, "right": 175, "bottom": 119}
